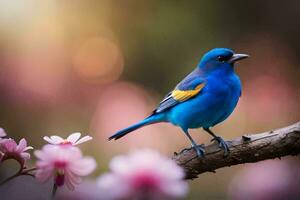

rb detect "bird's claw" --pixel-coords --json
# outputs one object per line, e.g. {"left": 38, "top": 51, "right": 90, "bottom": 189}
{"left": 211, "top": 136, "right": 230, "bottom": 157}
{"left": 192, "top": 144, "right": 205, "bottom": 158}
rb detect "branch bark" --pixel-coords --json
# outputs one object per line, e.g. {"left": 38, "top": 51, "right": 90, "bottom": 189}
{"left": 173, "top": 121, "right": 300, "bottom": 179}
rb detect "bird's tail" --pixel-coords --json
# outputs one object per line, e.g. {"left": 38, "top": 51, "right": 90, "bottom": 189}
{"left": 108, "top": 114, "right": 163, "bottom": 140}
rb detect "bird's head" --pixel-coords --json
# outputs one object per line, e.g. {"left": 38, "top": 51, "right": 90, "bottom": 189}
{"left": 198, "top": 48, "right": 248, "bottom": 74}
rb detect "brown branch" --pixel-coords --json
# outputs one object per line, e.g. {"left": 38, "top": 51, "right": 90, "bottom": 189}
{"left": 173, "top": 121, "right": 300, "bottom": 179}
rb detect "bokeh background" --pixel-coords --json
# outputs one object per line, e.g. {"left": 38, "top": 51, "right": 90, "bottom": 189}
{"left": 0, "top": 0, "right": 299, "bottom": 199}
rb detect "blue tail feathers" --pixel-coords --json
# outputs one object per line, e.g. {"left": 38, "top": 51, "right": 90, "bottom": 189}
{"left": 108, "top": 115, "right": 163, "bottom": 140}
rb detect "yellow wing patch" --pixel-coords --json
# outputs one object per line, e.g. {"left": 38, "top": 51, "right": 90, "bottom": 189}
{"left": 171, "top": 83, "right": 205, "bottom": 102}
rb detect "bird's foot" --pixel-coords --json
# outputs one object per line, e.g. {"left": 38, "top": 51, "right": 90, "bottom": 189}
{"left": 192, "top": 144, "right": 205, "bottom": 158}
{"left": 211, "top": 136, "right": 230, "bottom": 157}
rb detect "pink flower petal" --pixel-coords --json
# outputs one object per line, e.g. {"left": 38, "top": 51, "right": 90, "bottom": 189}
{"left": 97, "top": 149, "right": 188, "bottom": 199}
{"left": 44, "top": 133, "right": 92, "bottom": 146}
{"left": 36, "top": 161, "right": 51, "bottom": 168}
{"left": 34, "top": 144, "right": 96, "bottom": 191}
{"left": 74, "top": 135, "right": 92, "bottom": 145}
{"left": 43, "top": 136, "right": 57, "bottom": 144}
{"left": 65, "top": 170, "right": 82, "bottom": 185}
{"left": 64, "top": 168, "right": 83, "bottom": 191}
{"left": 0, "top": 137, "right": 32, "bottom": 164}
{"left": 16, "top": 138, "right": 27, "bottom": 152}
{"left": 35, "top": 167, "right": 54, "bottom": 182}
{"left": 20, "top": 152, "right": 31, "bottom": 160}
{"left": 0, "top": 138, "right": 7, "bottom": 145}
{"left": 24, "top": 146, "right": 34, "bottom": 151}
{"left": 161, "top": 180, "right": 189, "bottom": 198}
{"left": 34, "top": 150, "right": 45, "bottom": 160}
{"left": 50, "top": 136, "right": 64, "bottom": 144}
{"left": 97, "top": 174, "right": 129, "bottom": 199}
{"left": 66, "top": 132, "right": 81, "bottom": 144}
{"left": 64, "top": 176, "right": 76, "bottom": 191}
{"left": 2, "top": 139, "right": 17, "bottom": 152}
{"left": 109, "top": 155, "right": 131, "bottom": 175}
{"left": 69, "top": 157, "right": 97, "bottom": 176}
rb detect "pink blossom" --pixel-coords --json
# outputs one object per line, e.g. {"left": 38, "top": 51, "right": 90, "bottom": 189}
{"left": 35, "top": 145, "right": 97, "bottom": 190}
{"left": 43, "top": 132, "right": 92, "bottom": 146}
{"left": 0, "top": 138, "right": 33, "bottom": 163}
{"left": 97, "top": 149, "right": 188, "bottom": 200}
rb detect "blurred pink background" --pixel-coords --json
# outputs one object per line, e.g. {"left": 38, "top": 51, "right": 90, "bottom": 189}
{"left": 0, "top": 1, "right": 299, "bottom": 199}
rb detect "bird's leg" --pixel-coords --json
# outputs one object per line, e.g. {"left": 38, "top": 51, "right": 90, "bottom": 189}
{"left": 182, "top": 129, "right": 205, "bottom": 157}
{"left": 204, "top": 128, "right": 230, "bottom": 157}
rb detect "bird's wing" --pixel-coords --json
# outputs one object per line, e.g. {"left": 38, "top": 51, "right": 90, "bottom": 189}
{"left": 153, "top": 74, "right": 205, "bottom": 114}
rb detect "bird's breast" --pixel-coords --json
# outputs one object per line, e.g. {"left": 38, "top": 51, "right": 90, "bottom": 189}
{"left": 206, "top": 73, "right": 241, "bottom": 99}
{"left": 201, "top": 74, "right": 241, "bottom": 126}
{"left": 167, "top": 74, "right": 241, "bottom": 129}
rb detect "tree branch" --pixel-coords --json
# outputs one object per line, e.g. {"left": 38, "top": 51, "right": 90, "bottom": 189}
{"left": 173, "top": 121, "right": 300, "bottom": 179}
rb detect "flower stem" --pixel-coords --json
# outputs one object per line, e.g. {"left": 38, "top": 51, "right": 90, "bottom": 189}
{"left": 23, "top": 167, "right": 37, "bottom": 174}
{"left": 0, "top": 167, "right": 37, "bottom": 186}
{"left": 0, "top": 172, "right": 20, "bottom": 186}
{"left": 51, "top": 183, "right": 58, "bottom": 199}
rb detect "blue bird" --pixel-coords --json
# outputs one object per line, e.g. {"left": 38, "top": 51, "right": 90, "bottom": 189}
{"left": 109, "top": 48, "right": 248, "bottom": 157}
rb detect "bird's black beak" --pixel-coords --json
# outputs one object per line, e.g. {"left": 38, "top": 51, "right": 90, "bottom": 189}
{"left": 228, "top": 54, "right": 249, "bottom": 64}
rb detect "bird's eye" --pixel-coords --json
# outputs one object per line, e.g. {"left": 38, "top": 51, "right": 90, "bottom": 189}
{"left": 217, "top": 56, "right": 227, "bottom": 62}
